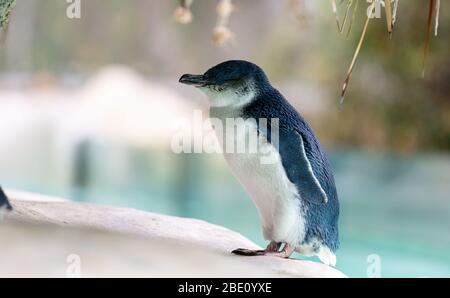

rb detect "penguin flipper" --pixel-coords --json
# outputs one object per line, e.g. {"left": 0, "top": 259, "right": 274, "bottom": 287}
{"left": 0, "top": 186, "right": 12, "bottom": 211}
{"left": 277, "top": 128, "right": 328, "bottom": 204}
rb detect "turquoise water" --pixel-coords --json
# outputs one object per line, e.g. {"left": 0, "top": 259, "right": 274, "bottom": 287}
{"left": 2, "top": 145, "right": 450, "bottom": 277}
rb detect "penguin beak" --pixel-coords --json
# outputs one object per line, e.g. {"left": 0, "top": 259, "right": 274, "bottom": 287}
{"left": 179, "top": 74, "right": 208, "bottom": 87}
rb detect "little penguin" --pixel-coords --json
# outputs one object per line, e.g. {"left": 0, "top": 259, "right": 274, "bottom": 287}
{"left": 179, "top": 60, "right": 339, "bottom": 266}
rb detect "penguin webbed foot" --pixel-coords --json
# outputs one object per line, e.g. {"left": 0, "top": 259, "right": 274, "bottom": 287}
{"left": 232, "top": 242, "right": 294, "bottom": 259}
{"left": 231, "top": 248, "right": 266, "bottom": 256}
{"left": 232, "top": 241, "right": 282, "bottom": 257}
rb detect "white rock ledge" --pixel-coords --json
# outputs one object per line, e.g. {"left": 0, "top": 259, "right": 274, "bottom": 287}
{"left": 0, "top": 190, "right": 346, "bottom": 278}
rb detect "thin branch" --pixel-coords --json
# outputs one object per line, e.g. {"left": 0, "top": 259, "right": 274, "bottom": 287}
{"left": 331, "top": 0, "right": 341, "bottom": 32}
{"left": 422, "top": 0, "right": 435, "bottom": 78}
{"left": 340, "top": 2, "right": 374, "bottom": 104}
{"left": 385, "top": 0, "right": 393, "bottom": 37}
{"left": 435, "top": 0, "right": 440, "bottom": 36}
{"left": 392, "top": 0, "right": 399, "bottom": 30}
{"left": 340, "top": 0, "right": 353, "bottom": 34}
{"left": 346, "top": 0, "right": 359, "bottom": 37}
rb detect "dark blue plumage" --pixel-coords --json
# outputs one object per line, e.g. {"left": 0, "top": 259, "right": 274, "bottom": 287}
{"left": 203, "top": 60, "right": 269, "bottom": 86}
{"left": 243, "top": 88, "right": 340, "bottom": 252}
{"left": 0, "top": 186, "right": 12, "bottom": 211}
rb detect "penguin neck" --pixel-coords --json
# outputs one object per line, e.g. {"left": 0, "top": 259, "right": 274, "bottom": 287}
{"left": 208, "top": 86, "right": 261, "bottom": 119}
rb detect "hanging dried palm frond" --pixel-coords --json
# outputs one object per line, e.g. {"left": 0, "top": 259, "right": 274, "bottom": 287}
{"left": 340, "top": 1, "right": 375, "bottom": 104}
{"left": 336, "top": 0, "right": 442, "bottom": 103}
{"left": 170, "top": 0, "right": 443, "bottom": 99}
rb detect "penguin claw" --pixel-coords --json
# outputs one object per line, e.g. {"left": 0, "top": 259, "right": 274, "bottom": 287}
{"left": 265, "top": 243, "right": 295, "bottom": 259}
{"left": 231, "top": 248, "right": 266, "bottom": 256}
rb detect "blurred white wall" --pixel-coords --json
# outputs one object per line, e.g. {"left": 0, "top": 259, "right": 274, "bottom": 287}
{"left": 0, "top": 66, "right": 200, "bottom": 194}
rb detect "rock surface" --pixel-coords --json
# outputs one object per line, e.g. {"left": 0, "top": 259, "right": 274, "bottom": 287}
{"left": 0, "top": 190, "right": 346, "bottom": 278}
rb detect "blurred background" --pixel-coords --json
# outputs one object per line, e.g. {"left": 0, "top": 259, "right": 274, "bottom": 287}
{"left": 0, "top": 0, "right": 449, "bottom": 277}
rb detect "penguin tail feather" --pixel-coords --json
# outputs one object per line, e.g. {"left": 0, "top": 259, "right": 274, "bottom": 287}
{"left": 317, "top": 246, "right": 337, "bottom": 267}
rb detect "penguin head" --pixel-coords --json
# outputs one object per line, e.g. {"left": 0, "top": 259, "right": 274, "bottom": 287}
{"left": 179, "top": 60, "right": 270, "bottom": 107}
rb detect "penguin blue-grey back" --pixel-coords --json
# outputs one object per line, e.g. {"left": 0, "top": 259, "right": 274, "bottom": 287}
{"left": 243, "top": 84, "right": 340, "bottom": 253}
{"left": 180, "top": 60, "right": 339, "bottom": 266}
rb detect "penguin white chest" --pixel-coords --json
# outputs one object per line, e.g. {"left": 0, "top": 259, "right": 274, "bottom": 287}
{"left": 216, "top": 119, "right": 306, "bottom": 245}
